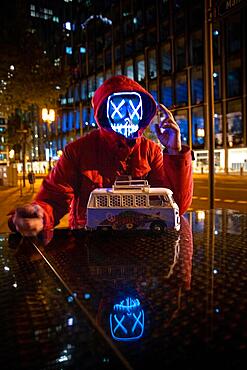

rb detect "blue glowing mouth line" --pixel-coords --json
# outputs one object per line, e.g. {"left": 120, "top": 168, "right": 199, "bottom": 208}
{"left": 114, "top": 298, "right": 140, "bottom": 312}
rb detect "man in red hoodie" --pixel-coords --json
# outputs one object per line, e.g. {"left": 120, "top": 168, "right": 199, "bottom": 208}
{"left": 9, "top": 75, "right": 193, "bottom": 236}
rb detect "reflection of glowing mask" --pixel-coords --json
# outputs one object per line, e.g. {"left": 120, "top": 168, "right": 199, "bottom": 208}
{"left": 107, "top": 92, "right": 143, "bottom": 138}
{"left": 109, "top": 297, "right": 144, "bottom": 341}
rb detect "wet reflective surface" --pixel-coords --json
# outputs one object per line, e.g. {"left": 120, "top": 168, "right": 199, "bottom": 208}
{"left": 1, "top": 209, "right": 247, "bottom": 369}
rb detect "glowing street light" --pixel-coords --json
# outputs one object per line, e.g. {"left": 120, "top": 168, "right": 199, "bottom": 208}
{"left": 42, "top": 108, "right": 55, "bottom": 124}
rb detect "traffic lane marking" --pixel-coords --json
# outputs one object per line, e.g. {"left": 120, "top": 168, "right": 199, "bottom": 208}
{"left": 192, "top": 196, "right": 247, "bottom": 204}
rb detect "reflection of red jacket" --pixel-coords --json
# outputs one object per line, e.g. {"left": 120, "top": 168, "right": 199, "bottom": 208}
{"left": 16, "top": 76, "right": 193, "bottom": 230}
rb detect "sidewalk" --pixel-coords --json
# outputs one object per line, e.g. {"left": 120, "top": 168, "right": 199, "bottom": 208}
{"left": 0, "top": 179, "right": 68, "bottom": 233}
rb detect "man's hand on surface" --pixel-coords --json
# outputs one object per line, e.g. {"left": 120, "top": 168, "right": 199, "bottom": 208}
{"left": 155, "top": 103, "right": 182, "bottom": 154}
{"left": 13, "top": 204, "right": 44, "bottom": 236}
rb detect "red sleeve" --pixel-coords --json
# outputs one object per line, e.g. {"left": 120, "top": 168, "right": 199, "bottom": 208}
{"left": 162, "top": 145, "right": 193, "bottom": 215}
{"left": 34, "top": 143, "right": 79, "bottom": 227}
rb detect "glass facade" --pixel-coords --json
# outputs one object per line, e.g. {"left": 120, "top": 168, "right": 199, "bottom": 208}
{"left": 51, "top": 0, "right": 247, "bottom": 173}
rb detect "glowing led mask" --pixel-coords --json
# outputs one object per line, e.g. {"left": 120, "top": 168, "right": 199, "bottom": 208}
{"left": 109, "top": 297, "right": 144, "bottom": 341}
{"left": 107, "top": 92, "right": 143, "bottom": 138}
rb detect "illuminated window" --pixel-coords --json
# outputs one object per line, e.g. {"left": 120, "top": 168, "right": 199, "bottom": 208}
{"left": 227, "top": 100, "right": 243, "bottom": 147}
{"left": 161, "top": 77, "right": 173, "bottom": 107}
{"left": 174, "top": 109, "right": 188, "bottom": 145}
{"left": 136, "top": 59, "right": 145, "bottom": 83}
{"left": 125, "top": 62, "right": 134, "bottom": 80}
{"left": 175, "top": 73, "right": 187, "bottom": 105}
{"left": 96, "top": 73, "right": 104, "bottom": 88}
{"left": 214, "top": 104, "right": 223, "bottom": 147}
{"left": 76, "top": 110, "right": 80, "bottom": 130}
{"left": 66, "top": 46, "right": 72, "bottom": 55}
{"left": 192, "top": 106, "right": 205, "bottom": 147}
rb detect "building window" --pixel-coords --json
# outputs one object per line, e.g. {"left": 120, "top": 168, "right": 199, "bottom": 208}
{"left": 83, "top": 107, "right": 89, "bottom": 127}
{"left": 160, "top": 20, "right": 169, "bottom": 42}
{"left": 149, "top": 82, "right": 158, "bottom": 103}
{"left": 174, "top": 109, "right": 188, "bottom": 145}
{"left": 175, "top": 73, "right": 188, "bottom": 105}
{"left": 88, "top": 77, "right": 95, "bottom": 98}
{"left": 136, "top": 34, "right": 145, "bottom": 52}
{"left": 227, "top": 59, "right": 241, "bottom": 98}
{"left": 74, "top": 84, "right": 79, "bottom": 102}
{"left": 192, "top": 106, "right": 205, "bottom": 147}
{"left": 161, "top": 43, "right": 172, "bottom": 74}
{"left": 115, "top": 45, "right": 121, "bottom": 63}
{"left": 190, "top": 30, "right": 203, "bottom": 65}
{"left": 124, "top": 19, "right": 133, "bottom": 36}
{"left": 148, "top": 49, "right": 157, "bottom": 79}
{"left": 174, "top": 12, "right": 185, "bottom": 35}
{"left": 76, "top": 110, "right": 80, "bottom": 130}
{"left": 96, "top": 73, "right": 104, "bottom": 88}
{"left": 115, "top": 64, "right": 122, "bottom": 75}
{"left": 133, "top": 9, "right": 143, "bottom": 31}
{"left": 136, "top": 59, "right": 145, "bottom": 83}
{"left": 189, "top": 2, "right": 203, "bottom": 30}
{"left": 81, "top": 80, "right": 87, "bottom": 100}
{"left": 214, "top": 103, "right": 223, "bottom": 147}
{"left": 68, "top": 112, "right": 73, "bottom": 131}
{"left": 213, "top": 27, "right": 220, "bottom": 61}
{"left": 213, "top": 65, "right": 221, "bottom": 100}
{"left": 125, "top": 62, "right": 134, "bottom": 80}
{"left": 105, "top": 31, "right": 112, "bottom": 48}
{"left": 62, "top": 113, "right": 67, "bottom": 133}
{"left": 175, "top": 36, "right": 185, "bottom": 71}
{"left": 147, "top": 29, "right": 156, "bottom": 46}
{"left": 161, "top": 78, "right": 173, "bottom": 108}
{"left": 106, "top": 69, "right": 112, "bottom": 80}
{"left": 96, "top": 53, "right": 103, "bottom": 69}
{"left": 191, "top": 67, "right": 203, "bottom": 105}
{"left": 125, "top": 40, "right": 133, "bottom": 58}
{"left": 226, "top": 14, "right": 241, "bottom": 55}
{"left": 105, "top": 49, "right": 112, "bottom": 67}
{"left": 227, "top": 100, "right": 243, "bottom": 147}
{"left": 146, "top": 6, "right": 156, "bottom": 26}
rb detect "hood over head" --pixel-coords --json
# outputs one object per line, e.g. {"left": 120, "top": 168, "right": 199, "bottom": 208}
{"left": 92, "top": 75, "right": 157, "bottom": 138}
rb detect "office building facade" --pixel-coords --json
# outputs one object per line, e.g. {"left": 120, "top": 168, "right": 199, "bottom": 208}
{"left": 52, "top": 0, "right": 246, "bottom": 173}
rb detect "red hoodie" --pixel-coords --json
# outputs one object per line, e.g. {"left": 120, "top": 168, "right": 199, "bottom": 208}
{"left": 10, "top": 75, "right": 193, "bottom": 230}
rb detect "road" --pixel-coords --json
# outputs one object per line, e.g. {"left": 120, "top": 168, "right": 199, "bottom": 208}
{"left": 190, "top": 174, "right": 247, "bottom": 212}
{"left": 1, "top": 174, "right": 246, "bottom": 233}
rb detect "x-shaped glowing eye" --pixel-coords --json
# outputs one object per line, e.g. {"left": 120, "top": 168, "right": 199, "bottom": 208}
{"left": 110, "top": 99, "right": 125, "bottom": 119}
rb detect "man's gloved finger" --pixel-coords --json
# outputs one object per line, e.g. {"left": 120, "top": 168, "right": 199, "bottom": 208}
{"left": 154, "top": 123, "right": 161, "bottom": 136}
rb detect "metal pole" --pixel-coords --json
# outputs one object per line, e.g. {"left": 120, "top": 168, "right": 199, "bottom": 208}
{"left": 205, "top": 0, "right": 215, "bottom": 209}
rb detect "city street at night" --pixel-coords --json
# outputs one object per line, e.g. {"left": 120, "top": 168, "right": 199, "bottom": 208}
{"left": 1, "top": 0, "right": 247, "bottom": 369}
{"left": 1, "top": 173, "right": 247, "bottom": 233}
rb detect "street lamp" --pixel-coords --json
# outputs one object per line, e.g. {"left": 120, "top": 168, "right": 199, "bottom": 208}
{"left": 42, "top": 108, "right": 55, "bottom": 171}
